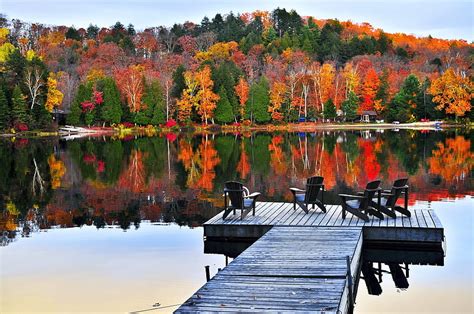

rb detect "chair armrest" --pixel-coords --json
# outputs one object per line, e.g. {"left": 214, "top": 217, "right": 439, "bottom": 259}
{"left": 290, "top": 187, "right": 306, "bottom": 193}
{"left": 365, "top": 187, "right": 382, "bottom": 192}
{"left": 380, "top": 192, "right": 394, "bottom": 197}
{"left": 392, "top": 185, "right": 409, "bottom": 190}
{"left": 245, "top": 192, "right": 261, "bottom": 199}
{"left": 356, "top": 191, "right": 365, "bottom": 195}
{"left": 339, "top": 193, "right": 366, "bottom": 199}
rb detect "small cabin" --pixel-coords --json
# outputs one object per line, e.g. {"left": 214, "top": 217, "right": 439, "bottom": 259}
{"left": 361, "top": 111, "right": 377, "bottom": 123}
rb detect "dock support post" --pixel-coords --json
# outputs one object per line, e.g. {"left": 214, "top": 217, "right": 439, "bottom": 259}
{"left": 346, "top": 256, "right": 354, "bottom": 313}
{"left": 205, "top": 265, "right": 210, "bottom": 282}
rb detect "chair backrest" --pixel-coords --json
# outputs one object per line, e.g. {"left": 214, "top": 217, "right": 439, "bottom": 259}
{"left": 305, "top": 176, "right": 324, "bottom": 203}
{"left": 360, "top": 180, "right": 381, "bottom": 209}
{"left": 386, "top": 178, "right": 408, "bottom": 207}
{"left": 225, "top": 181, "right": 244, "bottom": 209}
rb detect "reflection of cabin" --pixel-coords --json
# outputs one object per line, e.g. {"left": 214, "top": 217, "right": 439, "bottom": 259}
{"left": 361, "top": 111, "right": 377, "bottom": 122}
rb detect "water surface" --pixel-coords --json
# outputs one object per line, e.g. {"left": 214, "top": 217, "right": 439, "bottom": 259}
{"left": 0, "top": 129, "right": 472, "bottom": 313}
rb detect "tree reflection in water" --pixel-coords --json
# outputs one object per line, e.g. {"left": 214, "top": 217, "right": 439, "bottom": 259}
{"left": 0, "top": 129, "right": 472, "bottom": 246}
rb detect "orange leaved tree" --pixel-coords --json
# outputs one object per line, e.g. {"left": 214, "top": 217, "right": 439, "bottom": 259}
{"left": 429, "top": 68, "right": 473, "bottom": 119}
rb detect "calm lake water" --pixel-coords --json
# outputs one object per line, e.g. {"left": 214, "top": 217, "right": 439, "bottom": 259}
{"left": 0, "top": 129, "right": 472, "bottom": 313}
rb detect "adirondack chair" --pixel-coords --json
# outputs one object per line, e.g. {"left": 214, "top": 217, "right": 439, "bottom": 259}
{"left": 222, "top": 181, "right": 261, "bottom": 220}
{"left": 339, "top": 180, "right": 384, "bottom": 222}
{"left": 289, "top": 176, "right": 326, "bottom": 214}
{"left": 373, "top": 178, "right": 410, "bottom": 218}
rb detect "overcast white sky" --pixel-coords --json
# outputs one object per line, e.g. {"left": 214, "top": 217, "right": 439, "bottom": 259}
{"left": 2, "top": 0, "right": 473, "bottom": 41}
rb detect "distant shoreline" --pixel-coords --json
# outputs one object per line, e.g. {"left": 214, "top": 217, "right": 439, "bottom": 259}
{"left": 0, "top": 122, "right": 471, "bottom": 139}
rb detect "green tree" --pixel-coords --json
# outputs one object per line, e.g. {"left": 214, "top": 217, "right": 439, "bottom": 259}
{"left": 323, "top": 99, "right": 337, "bottom": 121}
{"left": 247, "top": 77, "right": 271, "bottom": 123}
{"left": 341, "top": 91, "right": 359, "bottom": 121}
{"left": 65, "top": 27, "right": 81, "bottom": 41}
{"left": 376, "top": 69, "right": 390, "bottom": 112}
{"left": 387, "top": 74, "right": 421, "bottom": 122}
{"left": 31, "top": 101, "right": 51, "bottom": 129}
{"left": 101, "top": 77, "right": 123, "bottom": 125}
{"left": 68, "top": 82, "right": 93, "bottom": 125}
{"left": 172, "top": 65, "right": 186, "bottom": 99}
{"left": 215, "top": 86, "right": 234, "bottom": 124}
{"left": 11, "top": 85, "right": 28, "bottom": 125}
{"left": 67, "top": 98, "right": 82, "bottom": 125}
{"left": 135, "top": 80, "right": 166, "bottom": 125}
{"left": 0, "top": 88, "right": 9, "bottom": 129}
{"left": 212, "top": 61, "right": 242, "bottom": 117}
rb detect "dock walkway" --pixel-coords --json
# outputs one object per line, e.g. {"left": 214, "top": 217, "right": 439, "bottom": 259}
{"left": 176, "top": 226, "right": 363, "bottom": 313}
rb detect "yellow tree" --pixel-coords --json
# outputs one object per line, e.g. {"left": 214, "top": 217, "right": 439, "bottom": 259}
{"left": 268, "top": 81, "right": 287, "bottom": 121}
{"left": 235, "top": 77, "right": 249, "bottom": 119}
{"left": 311, "top": 62, "right": 335, "bottom": 113}
{"left": 177, "top": 71, "right": 199, "bottom": 122}
{"left": 45, "top": 72, "right": 64, "bottom": 112}
{"left": 342, "top": 62, "right": 360, "bottom": 97}
{"left": 196, "top": 66, "right": 219, "bottom": 124}
{"left": 429, "top": 68, "right": 473, "bottom": 118}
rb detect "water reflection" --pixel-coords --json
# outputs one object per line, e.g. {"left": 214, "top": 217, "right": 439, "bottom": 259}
{"left": 0, "top": 129, "right": 472, "bottom": 246}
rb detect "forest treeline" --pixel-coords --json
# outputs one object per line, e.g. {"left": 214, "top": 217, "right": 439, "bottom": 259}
{"left": 0, "top": 8, "right": 472, "bottom": 131}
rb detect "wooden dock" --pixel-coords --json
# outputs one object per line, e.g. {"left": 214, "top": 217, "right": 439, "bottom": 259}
{"left": 204, "top": 202, "right": 444, "bottom": 245}
{"left": 176, "top": 226, "right": 363, "bottom": 313}
{"left": 175, "top": 202, "right": 444, "bottom": 313}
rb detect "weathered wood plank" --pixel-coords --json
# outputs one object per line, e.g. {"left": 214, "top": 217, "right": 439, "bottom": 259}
{"left": 422, "top": 209, "right": 436, "bottom": 228}
{"left": 429, "top": 210, "right": 443, "bottom": 229}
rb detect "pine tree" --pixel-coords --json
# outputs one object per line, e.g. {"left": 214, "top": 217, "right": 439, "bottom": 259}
{"left": 171, "top": 65, "right": 186, "bottom": 99}
{"left": 215, "top": 86, "right": 234, "bottom": 124}
{"left": 31, "top": 102, "right": 51, "bottom": 129}
{"left": 67, "top": 99, "right": 82, "bottom": 125}
{"left": 135, "top": 80, "right": 166, "bottom": 125}
{"left": 247, "top": 77, "right": 271, "bottom": 123}
{"left": 212, "top": 61, "right": 242, "bottom": 117}
{"left": 11, "top": 85, "right": 28, "bottom": 125}
{"left": 0, "top": 88, "right": 10, "bottom": 130}
{"left": 101, "top": 77, "right": 123, "bottom": 125}
{"left": 387, "top": 74, "right": 421, "bottom": 122}
{"left": 323, "top": 99, "right": 337, "bottom": 121}
{"left": 67, "top": 83, "right": 93, "bottom": 125}
{"left": 341, "top": 91, "right": 359, "bottom": 121}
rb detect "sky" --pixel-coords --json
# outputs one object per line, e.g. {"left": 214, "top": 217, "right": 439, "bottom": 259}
{"left": 2, "top": 0, "right": 473, "bottom": 41}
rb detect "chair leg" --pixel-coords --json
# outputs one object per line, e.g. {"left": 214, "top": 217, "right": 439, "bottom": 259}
{"left": 315, "top": 200, "right": 327, "bottom": 213}
{"left": 394, "top": 205, "right": 411, "bottom": 217}
{"left": 223, "top": 208, "right": 233, "bottom": 220}
{"left": 345, "top": 206, "right": 370, "bottom": 222}
{"left": 366, "top": 206, "right": 384, "bottom": 220}
{"left": 296, "top": 201, "right": 309, "bottom": 214}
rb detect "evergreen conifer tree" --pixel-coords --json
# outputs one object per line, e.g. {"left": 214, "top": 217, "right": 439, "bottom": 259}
{"left": 215, "top": 86, "right": 234, "bottom": 124}
{"left": 0, "top": 88, "right": 10, "bottom": 130}
{"left": 101, "top": 77, "right": 123, "bottom": 125}
{"left": 135, "top": 80, "right": 166, "bottom": 125}
{"left": 247, "top": 77, "right": 271, "bottom": 123}
{"left": 11, "top": 85, "right": 28, "bottom": 125}
{"left": 341, "top": 91, "right": 359, "bottom": 121}
{"left": 323, "top": 99, "right": 337, "bottom": 121}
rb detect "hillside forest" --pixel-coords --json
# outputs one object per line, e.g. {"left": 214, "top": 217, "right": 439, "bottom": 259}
{"left": 0, "top": 8, "right": 472, "bottom": 131}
